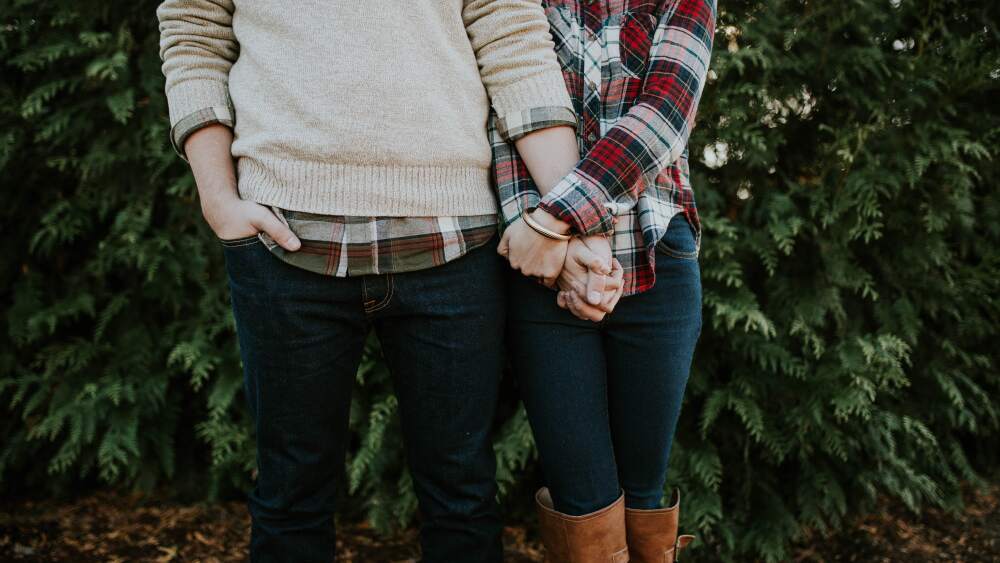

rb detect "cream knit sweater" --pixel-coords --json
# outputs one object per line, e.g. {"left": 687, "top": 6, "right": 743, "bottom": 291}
{"left": 157, "top": 1, "right": 573, "bottom": 217}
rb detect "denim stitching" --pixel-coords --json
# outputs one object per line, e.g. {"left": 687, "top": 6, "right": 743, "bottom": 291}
{"left": 365, "top": 274, "right": 394, "bottom": 313}
{"left": 656, "top": 244, "right": 699, "bottom": 261}
{"left": 656, "top": 219, "right": 700, "bottom": 260}
{"left": 362, "top": 277, "right": 374, "bottom": 308}
{"left": 219, "top": 234, "right": 263, "bottom": 248}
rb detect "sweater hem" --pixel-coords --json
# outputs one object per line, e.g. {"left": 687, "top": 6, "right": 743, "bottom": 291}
{"left": 237, "top": 157, "right": 500, "bottom": 217}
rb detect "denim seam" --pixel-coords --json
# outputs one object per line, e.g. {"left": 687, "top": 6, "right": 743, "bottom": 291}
{"left": 363, "top": 274, "right": 394, "bottom": 314}
{"left": 219, "top": 234, "right": 263, "bottom": 248}
{"left": 655, "top": 244, "right": 699, "bottom": 261}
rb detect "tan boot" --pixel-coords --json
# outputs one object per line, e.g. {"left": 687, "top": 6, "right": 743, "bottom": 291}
{"left": 624, "top": 490, "right": 696, "bottom": 563}
{"left": 535, "top": 487, "right": 630, "bottom": 563}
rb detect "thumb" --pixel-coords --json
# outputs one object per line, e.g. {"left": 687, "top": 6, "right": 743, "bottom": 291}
{"left": 573, "top": 245, "right": 609, "bottom": 303}
{"left": 252, "top": 207, "right": 301, "bottom": 251}
{"left": 585, "top": 269, "right": 606, "bottom": 305}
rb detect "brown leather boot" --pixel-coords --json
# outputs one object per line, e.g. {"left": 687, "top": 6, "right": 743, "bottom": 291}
{"left": 534, "top": 487, "right": 630, "bottom": 563}
{"left": 624, "top": 490, "right": 695, "bottom": 563}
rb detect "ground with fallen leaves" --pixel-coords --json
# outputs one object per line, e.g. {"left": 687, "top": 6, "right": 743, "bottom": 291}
{"left": 1, "top": 484, "right": 997, "bottom": 562}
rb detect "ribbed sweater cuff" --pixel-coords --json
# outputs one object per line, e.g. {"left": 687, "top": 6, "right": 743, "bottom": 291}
{"left": 490, "top": 71, "right": 574, "bottom": 130}
{"left": 165, "top": 79, "right": 232, "bottom": 126}
{"left": 165, "top": 79, "right": 233, "bottom": 160}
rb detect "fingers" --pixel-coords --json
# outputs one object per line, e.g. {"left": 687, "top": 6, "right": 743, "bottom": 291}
{"left": 602, "top": 276, "right": 622, "bottom": 291}
{"left": 251, "top": 205, "right": 301, "bottom": 251}
{"left": 566, "top": 291, "right": 606, "bottom": 322}
{"left": 570, "top": 238, "right": 611, "bottom": 304}
{"left": 602, "top": 259, "right": 625, "bottom": 310}
{"left": 572, "top": 243, "right": 612, "bottom": 275}
{"left": 585, "top": 269, "right": 606, "bottom": 306}
{"left": 602, "top": 282, "right": 624, "bottom": 312}
{"left": 602, "top": 283, "right": 623, "bottom": 309}
{"left": 576, "top": 266, "right": 620, "bottom": 313}
{"left": 559, "top": 282, "right": 595, "bottom": 321}
{"left": 563, "top": 282, "right": 605, "bottom": 321}
{"left": 555, "top": 280, "right": 612, "bottom": 321}
{"left": 554, "top": 256, "right": 623, "bottom": 320}
{"left": 497, "top": 230, "right": 511, "bottom": 258}
{"left": 573, "top": 279, "right": 608, "bottom": 312}
{"left": 559, "top": 291, "right": 591, "bottom": 321}
{"left": 591, "top": 281, "right": 621, "bottom": 313}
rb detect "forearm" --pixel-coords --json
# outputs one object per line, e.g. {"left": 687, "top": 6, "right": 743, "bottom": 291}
{"left": 537, "top": 0, "right": 717, "bottom": 236}
{"left": 157, "top": 0, "right": 238, "bottom": 161}
{"left": 463, "top": 0, "right": 575, "bottom": 140}
{"left": 513, "top": 125, "right": 579, "bottom": 195}
{"left": 185, "top": 124, "right": 239, "bottom": 207}
{"left": 179, "top": 124, "right": 300, "bottom": 250}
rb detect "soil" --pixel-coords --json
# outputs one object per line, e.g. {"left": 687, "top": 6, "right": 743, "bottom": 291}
{"left": 1, "top": 484, "right": 997, "bottom": 562}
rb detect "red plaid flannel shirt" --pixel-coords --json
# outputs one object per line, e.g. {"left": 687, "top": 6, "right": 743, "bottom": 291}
{"left": 491, "top": 0, "right": 717, "bottom": 295}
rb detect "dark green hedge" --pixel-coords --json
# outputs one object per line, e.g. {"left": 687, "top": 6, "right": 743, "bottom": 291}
{"left": 2, "top": 1, "right": 998, "bottom": 560}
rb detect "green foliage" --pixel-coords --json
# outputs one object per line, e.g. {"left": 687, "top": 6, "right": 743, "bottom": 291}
{"left": 1, "top": 1, "right": 998, "bottom": 560}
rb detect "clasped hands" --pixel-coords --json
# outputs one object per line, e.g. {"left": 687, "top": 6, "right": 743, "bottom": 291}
{"left": 498, "top": 209, "right": 624, "bottom": 322}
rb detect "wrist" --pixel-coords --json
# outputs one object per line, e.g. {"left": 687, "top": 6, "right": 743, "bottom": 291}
{"left": 200, "top": 187, "right": 240, "bottom": 210}
{"left": 529, "top": 208, "right": 572, "bottom": 236}
{"left": 521, "top": 209, "right": 572, "bottom": 241}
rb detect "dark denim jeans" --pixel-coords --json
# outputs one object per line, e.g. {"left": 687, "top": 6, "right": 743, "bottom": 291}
{"left": 221, "top": 235, "right": 506, "bottom": 563}
{"left": 507, "top": 215, "right": 703, "bottom": 516}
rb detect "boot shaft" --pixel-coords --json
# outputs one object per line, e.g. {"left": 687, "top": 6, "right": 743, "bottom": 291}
{"left": 535, "top": 488, "right": 630, "bottom": 563}
{"left": 624, "top": 490, "right": 695, "bottom": 563}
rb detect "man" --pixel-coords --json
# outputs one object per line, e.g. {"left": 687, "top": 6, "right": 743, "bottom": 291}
{"left": 156, "top": 1, "right": 579, "bottom": 561}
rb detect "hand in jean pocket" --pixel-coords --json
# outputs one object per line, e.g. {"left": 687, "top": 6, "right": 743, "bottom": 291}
{"left": 205, "top": 196, "right": 301, "bottom": 251}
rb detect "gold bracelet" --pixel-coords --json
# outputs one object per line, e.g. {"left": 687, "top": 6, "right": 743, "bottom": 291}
{"left": 521, "top": 209, "right": 572, "bottom": 241}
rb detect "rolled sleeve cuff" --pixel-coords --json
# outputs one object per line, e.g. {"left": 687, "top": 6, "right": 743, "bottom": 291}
{"left": 169, "top": 106, "right": 235, "bottom": 162}
{"left": 490, "top": 72, "right": 575, "bottom": 141}
{"left": 165, "top": 79, "right": 234, "bottom": 161}
{"left": 496, "top": 106, "right": 577, "bottom": 143}
{"left": 499, "top": 189, "right": 542, "bottom": 230}
{"left": 537, "top": 172, "right": 617, "bottom": 236}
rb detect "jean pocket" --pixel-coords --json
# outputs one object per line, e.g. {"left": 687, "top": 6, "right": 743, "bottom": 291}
{"left": 655, "top": 216, "right": 699, "bottom": 260}
{"left": 218, "top": 233, "right": 263, "bottom": 248}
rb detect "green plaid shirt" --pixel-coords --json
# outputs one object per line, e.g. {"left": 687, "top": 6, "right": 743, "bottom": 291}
{"left": 174, "top": 106, "right": 575, "bottom": 276}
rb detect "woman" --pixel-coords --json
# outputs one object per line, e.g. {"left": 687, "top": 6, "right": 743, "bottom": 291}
{"left": 492, "top": 0, "right": 717, "bottom": 561}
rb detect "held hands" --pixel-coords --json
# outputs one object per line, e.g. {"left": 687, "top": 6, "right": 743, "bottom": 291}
{"left": 555, "top": 236, "right": 624, "bottom": 322}
{"left": 497, "top": 209, "right": 571, "bottom": 286}
{"left": 498, "top": 211, "right": 624, "bottom": 322}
